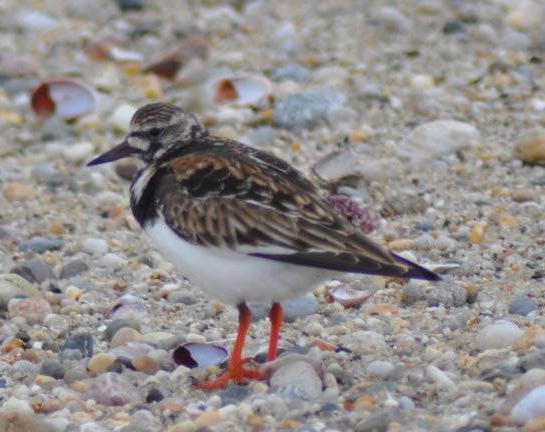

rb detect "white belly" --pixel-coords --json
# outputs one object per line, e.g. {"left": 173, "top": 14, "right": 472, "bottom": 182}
{"left": 144, "top": 218, "right": 333, "bottom": 304}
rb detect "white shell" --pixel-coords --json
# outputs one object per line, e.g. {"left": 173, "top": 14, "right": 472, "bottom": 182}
{"left": 211, "top": 74, "right": 272, "bottom": 105}
{"left": 31, "top": 79, "right": 96, "bottom": 119}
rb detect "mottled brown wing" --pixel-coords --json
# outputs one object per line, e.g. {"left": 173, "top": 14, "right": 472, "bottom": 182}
{"left": 156, "top": 144, "right": 438, "bottom": 280}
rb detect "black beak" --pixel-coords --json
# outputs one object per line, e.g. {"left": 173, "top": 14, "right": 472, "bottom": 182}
{"left": 86, "top": 139, "right": 135, "bottom": 166}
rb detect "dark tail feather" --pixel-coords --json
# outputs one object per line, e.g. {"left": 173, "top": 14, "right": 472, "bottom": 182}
{"left": 393, "top": 253, "right": 441, "bottom": 281}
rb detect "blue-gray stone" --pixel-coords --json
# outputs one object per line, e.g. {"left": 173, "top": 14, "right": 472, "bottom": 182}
{"left": 19, "top": 237, "right": 64, "bottom": 253}
{"left": 116, "top": 0, "right": 146, "bottom": 11}
{"left": 274, "top": 90, "right": 346, "bottom": 129}
{"left": 11, "top": 258, "right": 54, "bottom": 283}
{"left": 63, "top": 333, "right": 93, "bottom": 357}
{"left": 60, "top": 260, "right": 89, "bottom": 279}
{"left": 218, "top": 384, "right": 249, "bottom": 406}
{"left": 271, "top": 64, "right": 310, "bottom": 82}
{"left": 509, "top": 297, "right": 538, "bottom": 316}
{"left": 250, "top": 294, "right": 318, "bottom": 323}
{"left": 40, "top": 359, "right": 65, "bottom": 379}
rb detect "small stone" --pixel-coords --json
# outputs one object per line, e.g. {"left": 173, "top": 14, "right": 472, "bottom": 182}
{"left": 39, "top": 359, "right": 64, "bottom": 379}
{"left": 355, "top": 412, "right": 393, "bottom": 432}
{"left": 427, "top": 279, "right": 467, "bottom": 307}
{"left": 404, "top": 120, "right": 481, "bottom": 162}
{"left": 87, "top": 372, "right": 140, "bottom": 406}
{"left": 82, "top": 238, "right": 108, "bottom": 255}
{"left": 11, "top": 259, "right": 54, "bottom": 284}
{"left": 12, "top": 360, "right": 38, "bottom": 380}
{"left": 110, "top": 104, "right": 137, "bottom": 132}
{"left": 514, "top": 128, "right": 545, "bottom": 165}
{"left": 509, "top": 297, "right": 538, "bottom": 316}
{"left": 477, "top": 321, "right": 524, "bottom": 350}
{"left": 218, "top": 385, "right": 249, "bottom": 406}
{"left": 413, "top": 234, "right": 435, "bottom": 250}
{"left": 194, "top": 411, "right": 221, "bottom": 429}
{"left": 132, "top": 355, "right": 159, "bottom": 374}
{"left": 8, "top": 298, "right": 52, "bottom": 325}
{"left": 382, "top": 194, "right": 428, "bottom": 217}
{"left": 274, "top": 90, "right": 346, "bottom": 129}
{"left": 105, "top": 319, "right": 141, "bottom": 341}
{"left": 31, "top": 163, "right": 60, "bottom": 184}
{"left": 367, "top": 360, "right": 395, "bottom": 379}
{"left": 0, "top": 273, "right": 40, "bottom": 310}
{"left": 0, "top": 397, "right": 56, "bottom": 432}
{"left": 511, "top": 385, "right": 545, "bottom": 424}
{"left": 115, "top": 159, "right": 139, "bottom": 180}
{"left": 270, "top": 360, "right": 322, "bottom": 399}
{"left": 518, "top": 350, "right": 545, "bottom": 372}
{"left": 88, "top": 353, "right": 117, "bottom": 376}
{"left": 111, "top": 326, "right": 142, "bottom": 347}
{"left": 443, "top": 20, "right": 466, "bottom": 34}
{"left": 146, "top": 388, "right": 164, "bottom": 403}
{"left": 3, "top": 182, "right": 35, "bottom": 201}
{"left": 282, "top": 294, "right": 319, "bottom": 322}
{"left": 63, "top": 142, "right": 95, "bottom": 163}
{"left": 19, "top": 237, "right": 64, "bottom": 253}
{"left": 116, "top": 0, "right": 146, "bottom": 11}
{"left": 63, "top": 333, "right": 94, "bottom": 357}
{"left": 64, "top": 365, "right": 88, "bottom": 384}
{"left": 377, "top": 6, "right": 410, "bottom": 32}
{"left": 60, "top": 260, "right": 89, "bottom": 279}
{"left": 99, "top": 253, "right": 125, "bottom": 270}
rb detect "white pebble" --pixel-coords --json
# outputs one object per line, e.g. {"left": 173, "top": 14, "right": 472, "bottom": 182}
{"left": 367, "top": 360, "right": 395, "bottom": 379}
{"left": 427, "top": 365, "right": 457, "bottom": 391}
{"left": 511, "top": 385, "right": 545, "bottom": 424}
{"left": 477, "top": 321, "right": 523, "bottom": 350}
{"left": 435, "top": 235, "right": 456, "bottom": 251}
{"left": 63, "top": 142, "right": 95, "bottom": 163}
{"left": 82, "top": 238, "right": 108, "bottom": 255}
{"left": 110, "top": 104, "right": 137, "bottom": 133}
{"left": 99, "top": 253, "right": 125, "bottom": 270}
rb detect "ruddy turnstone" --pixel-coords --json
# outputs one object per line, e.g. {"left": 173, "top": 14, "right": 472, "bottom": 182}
{"left": 87, "top": 102, "right": 439, "bottom": 389}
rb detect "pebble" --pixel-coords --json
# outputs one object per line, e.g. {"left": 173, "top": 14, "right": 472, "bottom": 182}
{"left": 509, "top": 297, "right": 538, "bottom": 316}
{"left": 111, "top": 326, "right": 142, "bottom": 346}
{"left": 11, "top": 258, "right": 54, "bottom": 284}
{"left": 63, "top": 142, "right": 95, "bottom": 163}
{"left": 110, "top": 104, "right": 137, "bottom": 132}
{"left": 12, "top": 360, "right": 38, "bottom": 380}
{"left": 109, "top": 294, "right": 148, "bottom": 320}
{"left": 401, "top": 281, "right": 426, "bottom": 305}
{"left": 105, "top": 319, "right": 141, "bottom": 341}
{"left": 146, "top": 388, "right": 164, "bottom": 403}
{"left": 60, "top": 260, "right": 89, "bottom": 279}
{"left": 30, "top": 163, "right": 61, "bottom": 184}
{"left": 8, "top": 298, "right": 52, "bottom": 324}
{"left": 250, "top": 294, "right": 318, "bottom": 322}
{"left": 377, "top": 6, "right": 410, "bottom": 32}
{"left": 132, "top": 355, "right": 159, "bottom": 374}
{"left": 82, "top": 238, "right": 108, "bottom": 255}
{"left": 3, "top": 182, "right": 35, "bottom": 201}
{"left": 272, "top": 63, "right": 310, "bottom": 82}
{"left": 270, "top": 360, "right": 322, "bottom": 400}
{"left": 88, "top": 353, "right": 117, "bottom": 375}
{"left": 355, "top": 412, "right": 393, "bottom": 432}
{"left": 404, "top": 120, "right": 481, "bottom": 162}
{"left": 16, "top": 10, "right": 58, "bottom": 32}
{"left": 0, "top": 273, "right": 40, "bottom": 310}
{"left": 427, "top": 279, "right": 467, "bottom": 307}
{"left": 99, "top": 253, "right": 125, "bottom": 270}
{"left": 367, "top": 360, "right": 395, "bottom": 379}
{"left": 477, "top": 321, "right": 524, "bottom": 350}
{"left": 19, "top": 237, "right": 64, "bottom": 253}
{"left": 87, "top": 372, "right": 140, "bottom": 406}
{"left": 64, "top": 365, "right": 88, "bottom": 384}
{"left": 63, "top": 333, "right": 94, "bottom": 357}
{"left": 274, "top": 90, "right": 346, "bottom": 129}
{"left": 513, "top": 128, "right": 545, "bottom": 165}
{"left": 511, "top": 385, "right": 545, "bottom": 424}
{"left": 116, "top": 0, "right": 146, "bottom": 11}
{"left": 39, "top": 359, "right": 65, "bottom": 379}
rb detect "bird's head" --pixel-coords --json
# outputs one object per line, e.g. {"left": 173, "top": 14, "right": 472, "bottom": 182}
{"left": 87, "top": 102, "right": 206, "bottom": 167}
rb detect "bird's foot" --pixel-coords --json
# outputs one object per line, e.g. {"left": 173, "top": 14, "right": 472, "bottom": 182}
{"left": 196, "top": 364, "right": 266, "bottom": 390}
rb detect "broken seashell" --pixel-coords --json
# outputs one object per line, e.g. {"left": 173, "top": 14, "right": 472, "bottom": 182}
{"left": 326, "top": 281, "right": 372, "bottom": 307}
{"left": 172, "top": 342, "right": 228, "bottom": 369}
{"left": 211, "top": 74, "right": 272, "bottom": 105}
{"left": 31, "top": 80, "right": 96, "bottom": 120}
{"left": 424, "top": 262, "right": 461, "bottom": 274}
{"left": 145, "top": 34, "right": 209, "bottom": 80}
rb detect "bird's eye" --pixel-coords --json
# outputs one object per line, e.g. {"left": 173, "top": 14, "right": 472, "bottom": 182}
{"left": 148, "top": 127, "right": 161, "bottom": 137}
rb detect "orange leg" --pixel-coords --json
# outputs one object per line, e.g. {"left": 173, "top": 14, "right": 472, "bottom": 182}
{"left": 267, "top": 302, "right": 283, "bottom": 361}
{"left": 197, "top": 303, "right": 263, "bottom": 390}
